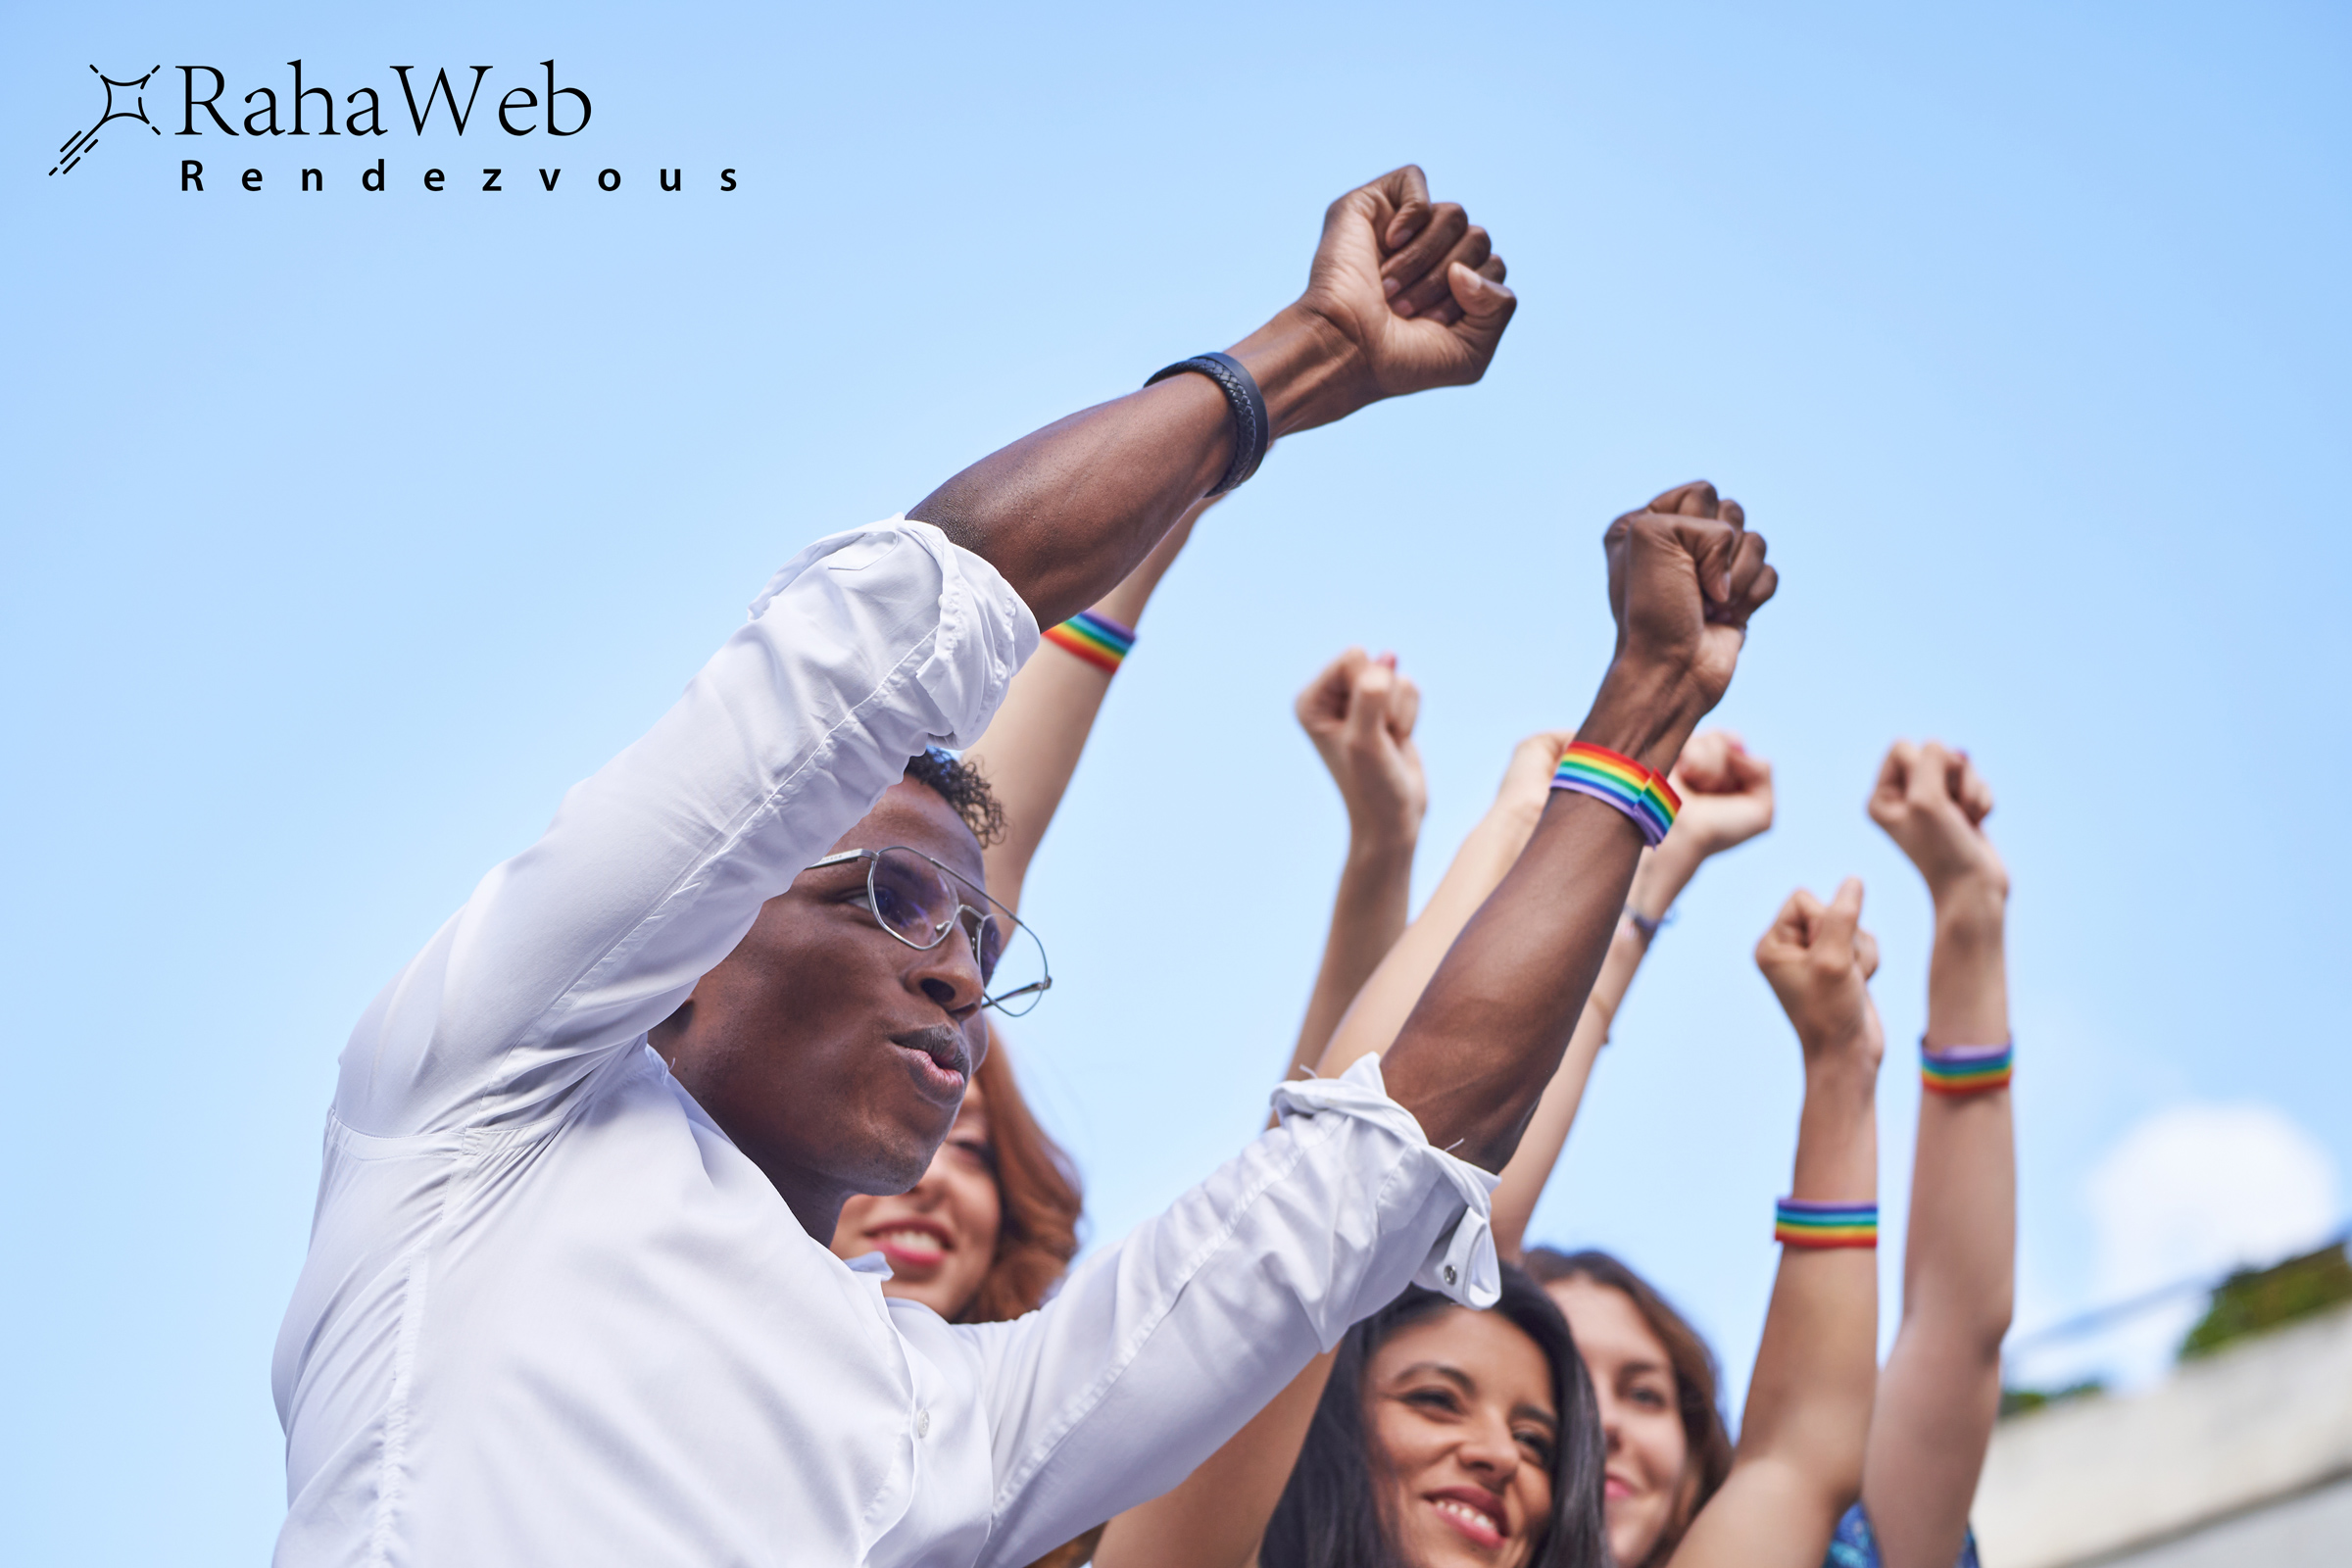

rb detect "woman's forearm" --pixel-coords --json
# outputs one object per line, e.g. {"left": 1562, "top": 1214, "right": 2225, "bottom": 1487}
{"left": 1751, "top": 1052, "right": 1880, "bottom": 1482}
{"left": 971, "top": 503, "right": 1207, "bottom": 916}
{"left": 1310, "top": 787, "right": 1544, "bottom": 1081}
{"left": 1672, "top": 1056, "right": 1879, "bottom": 1568}
{"left": 1863, "top": 881, "right": 2012, "bottom": 1568}
{"left": 1281, "top": 836, "right": 1417, "bottom": 1088}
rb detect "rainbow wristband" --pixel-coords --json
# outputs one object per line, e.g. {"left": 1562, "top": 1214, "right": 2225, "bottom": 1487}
{"left": 1550, "top": 742, "right": 1682, "bottom": 847}
{"left": 1775, "top": 1199, "right": 1878, "bottom": 1250}
{"left": 1041, "top": 610, "right": 1136, "bottom": 674}
{"left": 1921, "top": 1040, "right": 2014, "bottom": 1097}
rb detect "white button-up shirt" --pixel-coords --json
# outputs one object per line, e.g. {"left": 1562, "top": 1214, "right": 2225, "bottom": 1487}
{"left": 272, "top": 518, "right": 1498, "bottom": 1568}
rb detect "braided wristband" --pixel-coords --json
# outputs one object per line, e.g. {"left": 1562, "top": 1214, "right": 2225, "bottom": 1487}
{"left": 1921, "top": 1040, "right": 2014, "bottom": 1096}
{"left": 1145, "top": 351, "right": 1270, "bottom": 496}
{"left": 1550, "top": 743, "right": 1681, "bottom": 847}
{"left": 1042, "top": 610, "right": 1136, "bottom": 674}
{"left": 1775, "top": 1199, "right": 1878, "bottom": 1250}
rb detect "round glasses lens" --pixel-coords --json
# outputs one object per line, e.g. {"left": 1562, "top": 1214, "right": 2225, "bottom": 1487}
{"left": 869, "top": 849, "right": 956, "bottom": 947}
{"left": 981, "top": 918, "right": 1050, "bottom": 1016}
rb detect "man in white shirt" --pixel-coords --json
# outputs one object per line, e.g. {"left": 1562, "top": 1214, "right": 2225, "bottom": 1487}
{"left": 272, "top": 166, "right": 1778, "bottom": 1566}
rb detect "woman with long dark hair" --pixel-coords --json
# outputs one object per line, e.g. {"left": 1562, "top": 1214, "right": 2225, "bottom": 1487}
{"left": 1259, "top": 1268, "right": 1608, "bottom": 1568}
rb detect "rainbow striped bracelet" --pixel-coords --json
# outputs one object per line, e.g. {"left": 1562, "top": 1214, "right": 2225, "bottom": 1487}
{"left": 1550, "top": 742, "right": 1681, "bottom": 847}
{"left": 1775, "top": 1199, "right": 1879, "bottom": 1250}
{"left": 1921, "top": 1040, "right": 2014, "bottom": 1096}
{"left": 1041, "top": 610, "right": 1136, "bottom": 673}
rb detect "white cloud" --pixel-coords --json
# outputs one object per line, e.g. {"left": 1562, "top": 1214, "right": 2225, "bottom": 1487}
{"left": 2062, "top": 1103, "right": 2341, "bottom": 1388}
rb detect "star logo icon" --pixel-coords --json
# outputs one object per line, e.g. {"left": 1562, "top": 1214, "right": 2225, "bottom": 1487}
{"left": 51, "top": 65, "right": 163, "bottom": 176}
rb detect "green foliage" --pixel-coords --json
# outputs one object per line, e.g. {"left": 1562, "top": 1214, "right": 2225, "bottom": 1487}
{"left": 2179, "top": 1240, "right": 2352, "bottom": 1361}
{"left": 1998, "top": 1379, "right": 2104, "bottom": 1418}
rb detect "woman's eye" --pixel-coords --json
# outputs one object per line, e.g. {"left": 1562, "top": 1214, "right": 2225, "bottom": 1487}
{"left": 1516, "top": 1431, "right": 1556, "bottom": 1465}
{"left": 1629, "top": 1385, "right": 1670, "bottom": 1411}
{"left": 1403, "top": 1388, "right": 1461, "bottom": 1415}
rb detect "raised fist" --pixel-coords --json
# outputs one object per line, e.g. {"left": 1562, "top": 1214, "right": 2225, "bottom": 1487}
{"left": 1754, "top": 877, "right": 1884, "bottom": 1066}
{"left": 1660, "top": 729, "right": 1775, "bottom": 863}
{"left": 1296, "top": 649, "right": 1428, "bottom": 847}
{"left": 1868, "top": 740, "right": 2007, "bottom": 901}
{"left": 1295, "top": 166, "right": 1515, "bottom": 413}
{"left": 1603, "top": 482, "right": 1777, "bottom": 727}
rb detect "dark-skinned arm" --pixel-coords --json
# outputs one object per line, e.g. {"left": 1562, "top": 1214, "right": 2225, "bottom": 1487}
{"left": 908, "top": 167, "right": 1514, "bottom": 628}
{"left": 1092, "top": 484, "right": 1780, "bottom": 1568}
{"left": 1381, "top": 484, "right": 1778, "bottom": 1171}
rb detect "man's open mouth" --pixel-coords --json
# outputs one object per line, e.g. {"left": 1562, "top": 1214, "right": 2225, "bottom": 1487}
{"left": 891, "top": 1025, "right": 970, "bottom": 1100}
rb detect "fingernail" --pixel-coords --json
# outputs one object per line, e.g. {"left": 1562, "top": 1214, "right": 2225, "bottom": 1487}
{"left": 1394, "top": 297, "right": 1416, "bottom": 317}
{"left": 1383, "top": 276, "right": 1401, "bottom": 298}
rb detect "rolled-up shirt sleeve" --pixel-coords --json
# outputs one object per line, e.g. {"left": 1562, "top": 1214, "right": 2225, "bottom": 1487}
{"left": 334, "top": 517, "right": 1038, "bottom": 1137}
{"left": 964, "top": 1054, "right": 1501, "bottom": 1568}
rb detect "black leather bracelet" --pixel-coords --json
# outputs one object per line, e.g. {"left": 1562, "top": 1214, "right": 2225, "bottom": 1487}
{"left": 1144, "top": 350, "right": 1270, "bottom": 497}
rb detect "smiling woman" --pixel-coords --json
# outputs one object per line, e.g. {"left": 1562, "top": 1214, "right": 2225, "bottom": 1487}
{"left": 1259, "top": 1268, "right": 1608, "bottom": 1568}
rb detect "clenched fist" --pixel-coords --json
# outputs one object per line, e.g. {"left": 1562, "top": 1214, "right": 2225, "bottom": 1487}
{"left": 1755, "top": 877, "right": 1885, "bottom": 1067}
{"left": 1296, "top": 649, "right": 1428, "bottom": 847}
{"left": 1869, "top": 741, "right": 2007, "bottom": 904}
{"left": 1580, "top": 482, "right": 1778, "bottom": 773}
{"left": 1660, "top": 729, "right": 1775, "bottom": 864}
{"left": 1240, "top": 166, "right": 1516, "bottom": 435}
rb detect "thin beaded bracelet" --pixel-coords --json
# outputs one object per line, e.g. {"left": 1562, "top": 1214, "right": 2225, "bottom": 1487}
{"left": 1551, "top": 742, "right": 1681, "bottom": 847}
{"left": 1775, "top": 1199, "right": 1878, "bottom": 1250}
{"left": 1041, "top": 610, "right": 1136, "bottom": 674}
{"left": 1921, "top": 1040, "right": 2014, "bottom": 1096}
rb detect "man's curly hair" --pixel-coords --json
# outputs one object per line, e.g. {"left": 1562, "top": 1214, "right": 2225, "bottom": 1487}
{"left": 904, "top": 747, "right": 1004, "bottom": 847}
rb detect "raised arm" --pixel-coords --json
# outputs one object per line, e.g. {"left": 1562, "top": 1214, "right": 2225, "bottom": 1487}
{"left": 967, "top": 496, "right": 1215, "bottom": 916}
{"left": 912, "top": 167, "right": 1514, "bottom": 626}
{"left": 1279, "top": 649, "right": 1429, "bottom": 1086}
{"left": 1487, "top": 732, "right": 1775, "bottom": 1256}
{"left": 1378, "top": 484, "right": 1777, "bottom": 1170}
{"left": 1092, "top": 486, "right": 1779, "bottom": 1568}
{"left": 1857, "top": 743, "right": 2013, "bottom": 1568}
{"left": 1669, "top": 879, "right": 1884, "bottom": 1568}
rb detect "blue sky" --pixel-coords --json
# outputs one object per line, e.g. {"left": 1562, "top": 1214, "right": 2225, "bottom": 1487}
{"left": 4, "top": 2, "right": 2347, "bottom": 1560}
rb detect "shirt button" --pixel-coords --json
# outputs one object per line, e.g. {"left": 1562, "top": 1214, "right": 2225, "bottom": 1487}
{"left": 1443, "top": 1264, "right": 1458, "bottom": 1287}
{"left": 915, "top": 1409, "right": 931, "bottom": 1440}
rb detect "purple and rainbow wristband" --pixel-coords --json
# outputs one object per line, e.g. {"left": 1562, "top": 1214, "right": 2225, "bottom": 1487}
{"left": 1041, "top": 610, "right": 1136, "bottom": 674}
{"left": 1548, "top": 742, "right": 1683, "bottom": 847}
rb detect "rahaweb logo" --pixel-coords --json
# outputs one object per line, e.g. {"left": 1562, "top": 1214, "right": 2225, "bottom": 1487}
{"left": 49, "top": 59, "right": 740, "bottom": 195}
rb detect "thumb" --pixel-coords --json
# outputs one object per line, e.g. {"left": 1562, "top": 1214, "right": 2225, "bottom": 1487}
{"left": 1446, "top": 263, "right": 1517, "bottom": 350}
{"left": 1868, "top": 742, "right": 1912, "bottom": 824}
{"left": 1298, "top": 648, "right": 1367, "bottom": 731}
{"left": 1818, "top": 876, "right": 1865, "bottom": 957}
{"left": 1346, "top": 662, "right": 1396, "bottom": 748}
{"left": 1387, "top": 669, "right": 1422, "bottom": 743}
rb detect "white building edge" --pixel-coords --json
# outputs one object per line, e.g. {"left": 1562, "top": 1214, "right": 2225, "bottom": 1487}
{"left": 1972, "top": 1300, "right": 2352, "bottom": 1566}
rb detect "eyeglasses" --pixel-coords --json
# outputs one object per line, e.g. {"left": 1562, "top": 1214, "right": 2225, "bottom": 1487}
{"left": 806, "top": 846, "right": 1053, "bottom": 1016}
